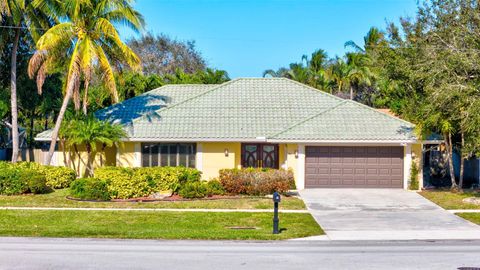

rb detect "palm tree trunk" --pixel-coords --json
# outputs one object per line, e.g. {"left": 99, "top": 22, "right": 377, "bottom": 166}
{"left": 84, "top": 144, "right": 93, "bottom": 177}
{"left": 45, "top": 88, "right": 73, "bottom": 165}
{"left": 459, "top": 132, "right": 465, "bottom": 190}
{"left": 10, "top": 26, "right": 21, "bottom": 163}
{"left": 445, "top": 132, "right": 457, "bottom": 190}
{"left": 82, "top": 81, "right": 89, "bottom": 115}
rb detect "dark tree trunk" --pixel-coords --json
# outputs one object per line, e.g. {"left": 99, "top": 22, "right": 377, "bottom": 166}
{"left": 445, "top": 133, "right": 458, "bottom": 190}
{"left": 459, "top": 132, "right": 465, "bottom": 190}
{"left": 29, "top": 113, "right": 34, "bottom": 149}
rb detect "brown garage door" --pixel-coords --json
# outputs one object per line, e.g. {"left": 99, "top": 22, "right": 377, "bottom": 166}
{"left": 305, "top": 146, "right": 404, "bottom": 188}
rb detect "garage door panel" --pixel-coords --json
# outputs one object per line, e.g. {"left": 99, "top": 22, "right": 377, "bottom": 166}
{"left": 305, "top": 146, "right": 404, "bottom": 188}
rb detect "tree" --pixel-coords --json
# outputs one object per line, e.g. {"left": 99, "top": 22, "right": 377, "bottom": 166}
{"left": 28, "top": 0, "right": 144, "bottom": 165}
{"left": 60, "top": 114, "right": 125, "bottom": 176}
{"left": 0, "top": 0, "right": 50, "bottom": 162}
{"left": 345, "top": 52, "right": 373, "bottom": 100}
{"left": 127, "top": 33, "right": 206, "bottom": 75}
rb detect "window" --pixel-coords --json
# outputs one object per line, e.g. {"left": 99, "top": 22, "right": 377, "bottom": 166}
{"left": 141, "top": 143, "right": 196, "bottom": 168}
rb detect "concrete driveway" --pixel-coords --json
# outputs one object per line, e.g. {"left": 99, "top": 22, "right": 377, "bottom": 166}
{"left": 299, "top": 189, "right": 480, "bottom": 240}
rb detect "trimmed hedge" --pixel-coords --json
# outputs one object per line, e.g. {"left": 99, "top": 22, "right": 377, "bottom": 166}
{"left": 5, "top": 162, "right": 76, "bottom": 189}
{"left": 0, "top": 164, "right": 48, "bottom": 195}
{"left": 219, "top": 168, "right": 295, "bottom": 195}
{"left": 94, "top": 166, "right": 202, "bottom": 199}
{"left": 70, "top": 178, "right": 111, "bottom": 201}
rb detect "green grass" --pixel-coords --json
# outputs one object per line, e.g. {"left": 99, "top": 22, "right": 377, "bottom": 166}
{"left": 0, "top": 210, "right": 323, "bottom": 240}
{"left": 0, "top": 189, "right": 306, "bottom": 210}
{"left": 420, "top": 190, "right": 480, "bottom": 209}
{"left": 456, "top": 213, "right": 480, "bottom": 225}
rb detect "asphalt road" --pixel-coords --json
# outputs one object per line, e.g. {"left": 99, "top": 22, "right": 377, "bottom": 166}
{"left": 1, "top": 237, "right": 480, "bottom": 270}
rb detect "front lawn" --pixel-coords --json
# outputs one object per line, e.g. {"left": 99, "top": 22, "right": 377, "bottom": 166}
{"left": 0, "top": 189, "right": 306, "bottom": 210}
{"left": 420, "top": 190, "right": 480, "bottom": 210}
{"left": 456, "top": 213, "right": 480, "bottom": 225}
{"left": 0, "top": 210, "right": 322, "bottom": 240}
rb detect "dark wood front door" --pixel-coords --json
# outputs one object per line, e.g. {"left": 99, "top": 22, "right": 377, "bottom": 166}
{"left": 241, "top": 144, "right": 279, "bottom": 169}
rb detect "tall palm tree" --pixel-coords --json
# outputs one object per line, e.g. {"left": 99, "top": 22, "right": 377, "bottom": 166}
{"left": 302, "top": 49, "right": 330, "bottom": 90}
{"left": 345, "top": 52, "right": 373, "bottom": 100}
{"left": 28, "top": 0, "right": 144, "bottom": 165}
{"left": 327, "top": 57, "right": 350, "bottom": 94}
{"left": 0, "top": 0, "right": 50, "bottom": 162}
{"left": 345, "top": 27, "right": 385, "bottom": 53}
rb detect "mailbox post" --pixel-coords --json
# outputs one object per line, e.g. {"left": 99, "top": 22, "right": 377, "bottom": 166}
{"left": 272, "top": 191, "right": 281, "bottom": 234}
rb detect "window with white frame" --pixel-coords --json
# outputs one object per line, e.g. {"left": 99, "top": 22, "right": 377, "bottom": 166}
{"left": 141, "top": 143, "right": 196, "bottom": 168}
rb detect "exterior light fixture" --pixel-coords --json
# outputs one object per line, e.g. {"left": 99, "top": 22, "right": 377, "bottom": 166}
{"left": 224, "top": 148, "right": 229, "bottom": 157}
{"left": 294, "top": 150, "right": 299, "bottom": 159}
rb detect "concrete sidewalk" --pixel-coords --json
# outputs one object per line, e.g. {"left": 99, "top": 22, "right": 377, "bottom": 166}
{"left": 0, "top": 206, "right": 309, "bottom": 213}
{"left": 300, "top": 189, "right": 480, "bottom": 241}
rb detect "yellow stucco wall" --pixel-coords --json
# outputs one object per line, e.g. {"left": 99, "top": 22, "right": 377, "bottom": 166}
{"left": 411, "top": 143, "right": 423, "bottom": 189}
{"left": 116, "top": 142, "right": 138, "bottom": 167}
{"left": 55, "top": 143, "right": 116, "bottom": 176}
{"left": 199, "top": 142, "right": 298, "bottom": 180}
{"left": 285, "top": 143, "right": 299, "bottom": 175}
{"left": 200, "top": 142, "right": 241, "bottom": 180}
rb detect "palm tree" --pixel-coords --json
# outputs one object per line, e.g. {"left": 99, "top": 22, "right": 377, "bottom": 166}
{"left": 0, "top": 0, "right": 51, "bottom": 162}
{"left": 302, "top": 49, "right": 330, "bottom": 90}
{"left": 345, "top": 27, "right": 385, "bottom": 53}
{"left": 198, "top": 68, "right": 230, "bottom": 84}
{"left": 28, "top": 0, "right": 144, "bottom": 165}
{"left": 327, "top": 57, "right": 350, "bottom": 94}
{"left": 345, "top": 52, "right": 374, "bottom": 100}
{"left": 263, "top": 67, "right": 290, "bottom": 78}
{"left": 61, "top": 115, "right": 125, "bottom": 176}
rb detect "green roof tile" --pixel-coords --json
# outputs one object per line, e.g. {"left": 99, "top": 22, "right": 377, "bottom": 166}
{"left": 36, "top": 78, "right": 416, "bottom": 142}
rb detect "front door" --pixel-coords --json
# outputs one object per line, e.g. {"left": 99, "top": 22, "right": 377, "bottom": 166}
{"left": 241, "top": 144, "right": 279, "bottom": 169}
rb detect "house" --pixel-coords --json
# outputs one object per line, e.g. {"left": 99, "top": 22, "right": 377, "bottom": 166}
{"left": 36, "top": 78, "right": 426, "bottom": 189}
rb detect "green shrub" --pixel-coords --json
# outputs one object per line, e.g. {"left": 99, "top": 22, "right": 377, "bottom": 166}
{"left": 206, "top": 179, "right": 225, "bottom": 196}
{"left": 42, "top": 166, "right": 76, "bottom": 189}
{"left": 0, "top": 167, "right": 28, "bottom": 195}
{"left": 178, "top": 182, "right": 207, "bottom": 199}
{"left": 24, "top": 170, "right": 49, "bottom": 194}
{"left": 95, "top": 167, "right": 151, "bottom": 199}
{"left": 70, "top": 178, "right": 111, "bottom": 201}
{"left": 0, "top": 163, "right": 50, "bottom": 195}
{"left": 134, "top": 167, "right": 180, "bottom": 192}
{"left": 176, "top": 167, "right": 202, "bottom": 184}
{"left": 219, "top": 168, "right": 294, "bottom": 196}
{"left": 95, "top": 166, "right": 202, "bottom": 199}
{"left": 409, "top": 160, "right": 419, "bottom": 190}
{"left": 10, "top": 162, "right": 75, "bottom": 189}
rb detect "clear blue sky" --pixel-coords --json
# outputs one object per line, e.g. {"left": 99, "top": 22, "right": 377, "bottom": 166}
{"left": 121, "top": 0, "right": 418, "bottom": 78}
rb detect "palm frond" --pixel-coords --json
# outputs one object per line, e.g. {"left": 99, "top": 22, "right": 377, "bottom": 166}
{"left": 95, "top": 44, "right": 119, "bottom": 103}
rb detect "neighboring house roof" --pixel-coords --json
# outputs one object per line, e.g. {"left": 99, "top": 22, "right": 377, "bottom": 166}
{"left": 36, "top": 78, "right": 417, "bottom": 143}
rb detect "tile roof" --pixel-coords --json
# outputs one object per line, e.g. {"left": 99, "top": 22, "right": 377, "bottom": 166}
{"left": 36, "top": 78, "right": 417, "bottom": 142}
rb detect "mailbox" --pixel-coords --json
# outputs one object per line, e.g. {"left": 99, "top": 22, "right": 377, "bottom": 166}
{"left": 272, "top": 191, "right": 281, "bottom": 234}
{"left": 273, "top": 192, "right": 281, "bottom": 203}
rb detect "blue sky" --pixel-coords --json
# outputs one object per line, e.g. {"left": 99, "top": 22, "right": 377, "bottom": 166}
{"left": 121, "top": 0, "right": 418, "bottom": 78}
